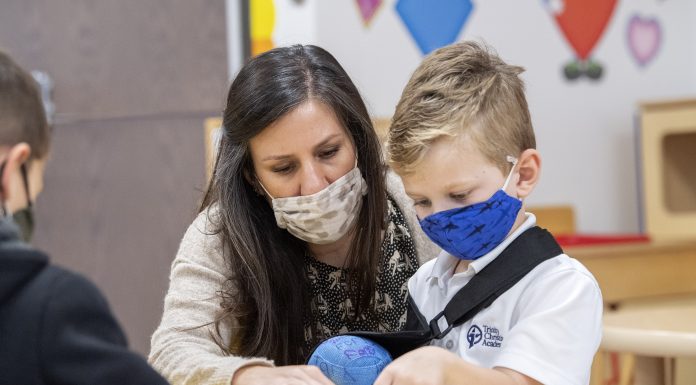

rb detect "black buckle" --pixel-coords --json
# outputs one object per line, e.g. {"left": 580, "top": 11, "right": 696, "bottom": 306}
{"left": 429, "top": 311, "right": 453, "bottom": 339}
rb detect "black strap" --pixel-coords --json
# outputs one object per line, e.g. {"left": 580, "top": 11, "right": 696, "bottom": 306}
{"left": 428, "top": 226, "right": 562, "bottom": 338}
{"left": 344, "top": 226, "right": 563, "bottom": 358}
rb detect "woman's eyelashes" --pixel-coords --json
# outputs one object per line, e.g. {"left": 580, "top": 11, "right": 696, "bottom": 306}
{"left": 318, "top": 145, "right": 340, "bottom": 159}
{"left": 269, "top": 145, "right": 342, "bottom": 175}
{"left": 272, "top": 163, "right": 295, "bottom": 175}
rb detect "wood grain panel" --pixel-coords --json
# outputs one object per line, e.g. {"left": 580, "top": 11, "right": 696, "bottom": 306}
{"left": 0, "top": 0, "right": 228, "bottom": 357}
{"left": 570, "top": 240, "right": 696, "bottom": 303}
{"left": 32, "top": 115, "right": 208, "bottom": 355}
{"left": 0, "top": 0, "right": 228, "bottom": 119}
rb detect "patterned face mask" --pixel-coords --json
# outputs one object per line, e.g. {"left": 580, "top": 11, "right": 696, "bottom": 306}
{"left": 258, "top": 166, "right": 368, "bottom": 245}
{"left": 419, "top": 156, "right": 522, "bottom": 261}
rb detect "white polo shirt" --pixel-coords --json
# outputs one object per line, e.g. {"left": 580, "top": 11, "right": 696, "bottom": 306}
{"left": 408, "top": 213, "right": 603, "bottom": 385}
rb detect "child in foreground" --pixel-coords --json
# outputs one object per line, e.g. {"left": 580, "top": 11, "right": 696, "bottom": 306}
{"left": 375, "top": 41, "right": 603, "bottom": 385}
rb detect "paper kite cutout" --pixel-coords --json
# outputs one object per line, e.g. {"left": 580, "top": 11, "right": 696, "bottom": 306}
{"left": 396, "top": 0, "right": 474, "bottom": 55}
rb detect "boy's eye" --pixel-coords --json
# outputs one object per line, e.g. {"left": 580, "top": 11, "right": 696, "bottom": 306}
{"left": 319, "top": 146, "right": 339, "bottom": 159}
{"left": 413, "top": 199, "right": 431, "bottom": 207}
{"left": 450, "top": 192, "right": 468, "bottom": 201}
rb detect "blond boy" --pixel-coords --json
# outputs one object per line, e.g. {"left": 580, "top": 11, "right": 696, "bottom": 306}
{"left": 375, "top": 42, "right": 602, "bottom": 385}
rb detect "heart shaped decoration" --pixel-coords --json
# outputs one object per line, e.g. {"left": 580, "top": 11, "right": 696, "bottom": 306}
{"left": 546, "top": 0, "right": 618, "bottom": 60}
{"left": 627, "top": 15, "right": 662, "bottom": 67}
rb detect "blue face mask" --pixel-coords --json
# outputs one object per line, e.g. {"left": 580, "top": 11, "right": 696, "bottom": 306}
{"left": 419, "top": 156, "right": 522, "bottom": 261}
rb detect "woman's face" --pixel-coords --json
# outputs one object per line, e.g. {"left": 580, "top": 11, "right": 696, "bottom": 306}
{"left": 249, "top": 100, "right": 356, "bottom": 198}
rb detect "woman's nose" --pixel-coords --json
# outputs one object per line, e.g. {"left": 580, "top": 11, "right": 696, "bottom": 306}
{"left": 299, "top": 162, "right": 329, "bottom": 196}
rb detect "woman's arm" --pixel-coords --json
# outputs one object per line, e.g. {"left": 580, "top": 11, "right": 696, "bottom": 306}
{"left": 149, "top": 209, "right": 335, "bottom": 385}
{"left": 149, "top": 210, "right": 273, "bottom": 385}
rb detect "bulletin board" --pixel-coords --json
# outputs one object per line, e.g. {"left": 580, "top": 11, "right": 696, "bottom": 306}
{"left": 204, "top": 117, "right": 223, "bottom": 181}
{"left": 639, "top": 99, "right": 696, "bottom": 241}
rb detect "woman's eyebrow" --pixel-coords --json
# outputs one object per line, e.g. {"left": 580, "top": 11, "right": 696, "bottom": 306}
{"left": 261, "top": 133, "right": 342, "bottom": 161}
{"left": 312, "top": 133, "right": 342, "bottom": 150}
{"left": 261, "top": 153, "right": 292, "bottom": 162}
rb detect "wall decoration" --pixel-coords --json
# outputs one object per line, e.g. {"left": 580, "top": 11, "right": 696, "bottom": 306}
{"left": 627, "top": 15, "right": 662, "bottom": 67}
{"left": 355, "top": 0, "right": 383, "bottom": 25}
{"left": 395, "top": 0, "right": 474, "bottom": 55}
{"left": 544, "top": 0, "right": 618, "bottom": 81}
{"left": 204, "top": 117, "right": 223, "bottom": 181}
{"left": 251, "top": 0, "right": 276, "bottom": 56}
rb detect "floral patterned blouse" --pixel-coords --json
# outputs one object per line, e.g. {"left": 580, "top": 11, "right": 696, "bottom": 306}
{"left": 304, "top": 196, "right": 419, "bottom": 352}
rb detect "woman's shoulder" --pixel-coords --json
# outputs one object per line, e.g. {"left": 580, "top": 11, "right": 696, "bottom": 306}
{"left": 384, "top": 169, "right": 406, "bottom": 201}
{"left": 384, "top": 169, "right": 440, "bottom": 264}
{"left": 175, "top": 205, "right": 227, "bottom": 271}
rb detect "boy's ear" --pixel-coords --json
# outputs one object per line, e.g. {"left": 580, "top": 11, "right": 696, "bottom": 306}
{"left": 515, "top": 148, "right": 541, "bottom": 199}
{"left": 1, "top": 143, "right": 31, "bottom": 201}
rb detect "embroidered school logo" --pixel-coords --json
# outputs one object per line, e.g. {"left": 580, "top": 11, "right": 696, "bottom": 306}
{"left": 466, "top": 325, "right": 482, "bottom": 348}
{"left": 467, "top": 324, "right": 504, "bottom": 349}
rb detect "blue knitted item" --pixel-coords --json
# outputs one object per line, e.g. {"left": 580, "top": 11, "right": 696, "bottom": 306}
{"left": 308, "top": 335, "right": 392, "bottom": 385}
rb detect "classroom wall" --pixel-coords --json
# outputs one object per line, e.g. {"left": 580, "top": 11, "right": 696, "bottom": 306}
{"left": 273, "top": 0, "right": 318, "bottom": 47}
{"left": 1, "top": 0, "right": 228, "bottom": 355}
{"left": 692, "top": 2, "right": 696, "bottom": 90}
{"left": 256, "top": 0, "right": 695, "bottom": 234}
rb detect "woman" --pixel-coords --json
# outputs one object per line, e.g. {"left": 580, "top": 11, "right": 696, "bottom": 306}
{"left": 149, "top": 45, "right": 438, "bottom": 385}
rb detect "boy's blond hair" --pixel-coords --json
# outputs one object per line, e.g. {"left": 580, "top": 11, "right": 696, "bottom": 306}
{"left": 388, "top": 41, "right": 535, "bottom": 175}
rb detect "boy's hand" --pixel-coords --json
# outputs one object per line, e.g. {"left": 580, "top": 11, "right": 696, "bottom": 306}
{"left": 373, "top": 346, "right": 542, "bottom": 385}
{"left": 373, "top": 346, "right": 453, "bottom": 385}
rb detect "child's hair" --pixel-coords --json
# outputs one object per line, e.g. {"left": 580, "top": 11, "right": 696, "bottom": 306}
{"left": 0, "top": 50, "right": 51, "bottom": 160}
{"left": 388, "top": 41, "right": 535, "bottom": 174}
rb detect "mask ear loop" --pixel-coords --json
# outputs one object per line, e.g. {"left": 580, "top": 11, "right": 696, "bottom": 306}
{"left": 0, "top": 162, "right": 7, "bottom": 218}
{"left": 255, "top": 177, "right": 275, "bottom": 200}
{"left": 502, "top": 155, "right": 518, "bottom": 191}
{"left": 20, "top": 163, "right": 32, "bottom": 209}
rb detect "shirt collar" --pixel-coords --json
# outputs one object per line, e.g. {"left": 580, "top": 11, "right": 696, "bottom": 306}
{"left": 426, "top": 212, "right": 537, "bottom": 283}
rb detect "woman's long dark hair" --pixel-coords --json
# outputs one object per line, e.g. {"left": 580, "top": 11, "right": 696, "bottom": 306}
{"left": 200, "top": 45, "right": 387, "bottom": 365}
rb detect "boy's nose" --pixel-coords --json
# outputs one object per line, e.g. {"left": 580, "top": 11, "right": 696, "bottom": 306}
{"left": 431, "top": 201, "right": 451, "bottom": 216}
{"left": 299, "top": 162, "right": 329, "bottom": 196}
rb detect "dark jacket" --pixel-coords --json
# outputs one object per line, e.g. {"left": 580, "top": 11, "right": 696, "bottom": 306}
{"left": 0, "top": 219, "right": 168, "bottom": 385}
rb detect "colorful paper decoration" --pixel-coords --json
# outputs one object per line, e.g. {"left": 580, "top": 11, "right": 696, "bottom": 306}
{"left": 251, "top": 0, "right": 276, "bottom": 56}
{"left": 627, "top": 15, "right": 662, "bottom": 67}
{"left": 544, "top": 0, "right": 618, "bottom": 81}
{"left": 355, "top": 0, "right": 383, "bottom": 25}
{"left": 395, "top": 0, "right": 474, "bottom": 55}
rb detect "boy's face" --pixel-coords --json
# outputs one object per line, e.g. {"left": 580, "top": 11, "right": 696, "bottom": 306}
{"left": 399, "top": 135, "right": 515, "bottom": 220}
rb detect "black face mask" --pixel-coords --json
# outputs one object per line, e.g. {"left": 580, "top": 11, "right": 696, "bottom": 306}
{"left": 1, "top": 162, "right": 35, "bottom": 242}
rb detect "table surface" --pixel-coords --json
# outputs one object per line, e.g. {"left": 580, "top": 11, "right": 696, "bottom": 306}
{"left": 567, "top": 239, "right": 696, "bottom": 303}
{"left": 601, "top": 293, "right": 696, "bottom": 357}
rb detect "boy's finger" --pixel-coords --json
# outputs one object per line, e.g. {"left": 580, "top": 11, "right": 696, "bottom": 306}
{"left": 373, "top": 370, "right": 394, "bottom": 385}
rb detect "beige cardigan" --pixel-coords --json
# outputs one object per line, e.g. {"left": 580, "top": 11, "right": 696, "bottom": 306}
{"left": 148, "top": 171, "right": 439, "bottom": 385}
